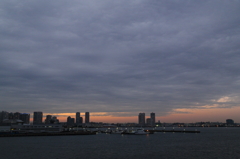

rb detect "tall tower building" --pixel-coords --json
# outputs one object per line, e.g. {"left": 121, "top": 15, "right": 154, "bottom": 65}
{"left": 138, "top": 113, "right": 145, "bottom": 126}
{"left": 0, "top": 111, "right": 9, "bottom": 123}
{"left": 67, "top": 116, "right": 75, "bottom": 126}
{"left": 20, "top": 113, "right": 30, "bottom": 124}
{"left": 13, "top": 112, "right": 21, "bottom": 119}
{"left": 33, "top": 111, "right": 43, "bottom": 124}
{"left": 76, "top": 112, "right": 82, "bottom": 124}
{"left": 85, "top": 112, "right": 90, "bottom": 124}
{"left": 146, "top": 118, "right": 152, "bottom": 126}
{"left": 150, "top": 112, "right": 155, "bottom": 126}
{"left": 8, "top": 112, "right": 14, "bottom": 119}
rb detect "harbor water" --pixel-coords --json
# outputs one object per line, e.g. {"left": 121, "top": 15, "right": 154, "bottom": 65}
{"left": 0, "top": 127, "right": 240, "bottom": 159}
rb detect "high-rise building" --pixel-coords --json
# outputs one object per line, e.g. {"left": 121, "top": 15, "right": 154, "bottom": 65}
{"left": 20, "top": 113, "right": 30, "bottom": 124}
{"left": 13, "top": 112, "right": 21, "bottom": 119}
{"left": 67, "top": 116, "right": 75, "bottom": 126}
{"left": 138, "top": 113, "right": 145, "bottom": 126}
{"left": 150, "top": 112, "right": 155, "bottom": 126}
{"left": 45, "top": 115, "right": 52, "bottom": 124}
{"left": 85, "top": 112, "right": 90, "bottom": 123}
{"left": 0, "top": 111, "right": 9, "bottom": 123}
{"left": 146, "top": 118, "right": 152, "bottom": 126}
{"left": 76, "top": 112, "right": 82, "bottom": 124}
{"left": 79, "top": 117, "right": 83, "bottom": 124}
{"left": 33, "top": 111, "right": 43, "bottom": 124}
{"left": 8, "top": 112, "right": 14, "bottom": 119}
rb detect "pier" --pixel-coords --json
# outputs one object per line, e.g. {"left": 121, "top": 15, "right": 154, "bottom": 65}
{"left": 146, "top": 129, "right": 200, "bottom": 133}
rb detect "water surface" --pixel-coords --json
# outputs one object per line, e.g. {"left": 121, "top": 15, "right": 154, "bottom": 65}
{"left": 0, "top": 127, "right": 239, "bottom": 159}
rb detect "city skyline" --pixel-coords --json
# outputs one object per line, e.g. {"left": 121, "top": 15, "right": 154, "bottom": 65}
{"left": 1, "top": 1, "right": 240, "bottom": 122}
{"left": 1, "top": 110, "right": 238, "bottom": 124}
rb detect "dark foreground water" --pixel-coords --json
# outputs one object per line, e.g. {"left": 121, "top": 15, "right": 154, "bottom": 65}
{"left": 0, "top": 127, "right": 240, "bottom": 159}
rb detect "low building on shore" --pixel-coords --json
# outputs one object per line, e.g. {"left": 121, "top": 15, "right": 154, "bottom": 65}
{"left": 0, "top": 126, "right": 11, "bottom": 133}
{"left": 12, "top": 124, "right": 63, "bottom": 133}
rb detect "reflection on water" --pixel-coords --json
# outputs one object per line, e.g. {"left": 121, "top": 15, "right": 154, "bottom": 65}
{"left": 0, "top": 127, "right": 240, "bottom": 159}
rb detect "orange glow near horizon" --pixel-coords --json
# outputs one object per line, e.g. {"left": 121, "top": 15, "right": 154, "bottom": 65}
{"left": 29, "top": 107, "right": 240, "bottom": 123}
{"left": 30, "top": 112, "right": 138, "bottom": 123}
{"left": 161, "top": 107, "right": 240, "bottom": 123}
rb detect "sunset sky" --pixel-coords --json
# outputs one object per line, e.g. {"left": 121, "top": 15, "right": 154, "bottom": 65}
{"left": 1, "top": 0, "right": 240, "bottom": 123}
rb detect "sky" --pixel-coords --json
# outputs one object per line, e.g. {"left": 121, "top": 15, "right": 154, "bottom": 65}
{"left": 1, "top": 0, "right": 240, "bottom": 123}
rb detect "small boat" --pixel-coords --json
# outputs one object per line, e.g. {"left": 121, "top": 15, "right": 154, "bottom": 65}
{"left": 134, "top": 129, "right": 149, "bottom": 135}
{"left": 111, "top": 130, "right": 124, "bottom": 134}
{"left": 121, "top": 129, "right": 136, "bottom": 135}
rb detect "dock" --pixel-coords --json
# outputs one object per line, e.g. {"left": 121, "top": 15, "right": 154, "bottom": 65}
{"left": 146, "top": 130, "right": 200, "bottom": 133}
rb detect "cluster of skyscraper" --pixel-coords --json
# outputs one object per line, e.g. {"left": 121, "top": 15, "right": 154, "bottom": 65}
{"left": 0, "top": 111, "right": 90, "bottom": 125}
{"left": 0, "top": 111, "right": 30, "bottom": 124}
{"left": 33, "top": 111, "right": 90, "bottom": 126}
{"left": 138, "top": 112, "right": 155, "bottom": 126}
{"left": 20, "top": 111, "right": 60, "bottom": 124}
{"left": 66, "top": 112, "right": 90, "bottom": 126}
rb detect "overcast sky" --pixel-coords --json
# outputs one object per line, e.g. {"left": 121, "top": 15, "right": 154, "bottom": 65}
{"left": 1, "top": 0, "right": 240, "bottom": 121}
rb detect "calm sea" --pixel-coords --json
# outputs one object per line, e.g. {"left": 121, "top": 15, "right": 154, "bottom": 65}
{"left": 0, "top": 127, "right": 240, "bottom": 159}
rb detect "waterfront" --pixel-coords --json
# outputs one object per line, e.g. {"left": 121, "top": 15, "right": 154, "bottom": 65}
{"left": 0, "top": 127, "right": 240, "bottom": 159}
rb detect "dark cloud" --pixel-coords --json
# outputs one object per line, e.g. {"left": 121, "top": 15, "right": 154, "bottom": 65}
{"left": 1, "top": 0, "right": 240, "bottom": 118}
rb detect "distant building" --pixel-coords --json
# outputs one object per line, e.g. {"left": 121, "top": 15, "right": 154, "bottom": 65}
{"left": 0, "top": 111, "right": 9, "bottom": 123}
{"left": 13, "top": 112, "right": 21, "bottom": 119}
{"left": 51, "top": 116, "right": 59, "bottom": 124}
{"left": 45, "top": 115, "right": 52, "bottom": 124}
{"left": 85, "top": 112, "right": 90, "bottom": 124}
{"left": 12, "top": 124, "right": 63, "bottom": 133}
{"left": 76, "top": 112, "right": 82, "bottom": 124}
{"left": 155, "top": 120, "right": 161, "bottom": 127}
{"left": 2, "top": 119, "right": 24, "bottom": 125}
{"left": 67, "top": 116, "right": 75, "bottom": 126}
{"left": 80, "top": 117, "right": 83, "bottom": 124}
{"left": 33, "top": 112, "right": 43, "bottom": 124}
{"left": 150, "top": 112, "right": 156, "bottom": 126}
{"left": 8, "top": 112, "right": 14, "bottom": 119}
{"left": 20, "top": 113, "right": 30, "bottom": 124}
{"left": 138, "top": 113, "right": 145, "bottom": 126}
{"left": 226, "top": 119, "right": 234, "bottom": 125}
{"left": 0, "top": 125, "right": 11, "bottom": 132}
{"left": 146, "top": 118, "right": 152, "bottom": 126}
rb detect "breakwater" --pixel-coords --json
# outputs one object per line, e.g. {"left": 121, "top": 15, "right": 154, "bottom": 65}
{"left": 0, "top": 131, "right": 96, "bottom": 137}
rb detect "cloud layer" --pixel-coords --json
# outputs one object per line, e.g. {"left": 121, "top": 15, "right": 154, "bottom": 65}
{"left": 1, "top": 0, "right": 240, "bottom": 118}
